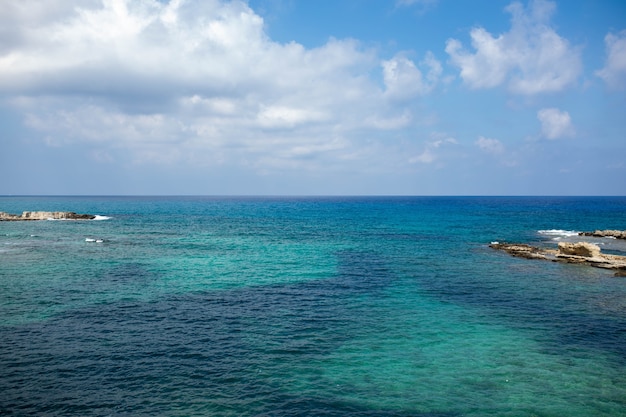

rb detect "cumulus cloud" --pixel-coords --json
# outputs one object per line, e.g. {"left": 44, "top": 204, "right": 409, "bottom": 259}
{"left": 382, "top": 52, "right": 441, "bottom": 101}
{"left": 537, "top": 108, "right": 574, "bottom": 140}
{"left": 475, "top": 136, "right": 505, "bottom": 154}
{"left": 0, "top": 0, "right": 374, "bottom": 102}
{"left": 596, "top": 30, "right": 626, "bottom": 89}
{"left": 445, "top": 0, "right": 581, "bottom": 94}
{"left": 0, "top": 0, "right": 433, "bottom": 174}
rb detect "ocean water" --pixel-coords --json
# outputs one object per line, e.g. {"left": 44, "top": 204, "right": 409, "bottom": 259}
{"left": 1, "top": 196, "right": 626, "bottom": 416}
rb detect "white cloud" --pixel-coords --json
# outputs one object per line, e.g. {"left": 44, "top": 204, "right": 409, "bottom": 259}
{"left": 364, "top": 110, "right": 413, "bottom": 130}
{"left": 475, "top": 136, "right": 505, "bottom": 154}
{"left": 537, "top": 108, "right": 574, "bottom": 140}
{"left": 1, "top": 0, "right": 434, "bottom": 175}
{"left": 21, "top": 98, "right": 179, "bottom": 146}
{"left": 0, "top": 0, "right": 378, "bottom": 103}
{"left": 431, "top": 136, "right": 458, "bottom": 148}
{"left": 596, "top": 30, "right": 626, "bottom": 89}
{"left": 409, "top": 133, "right": 457, "bottom": 164}
{"left": 257, "top": 105, "right": 328, "bottom": 128}
{"left": 382, "top": 52, "right": 441, "bottom": 101}
{"left": 445, "top": 0, "right": 581, "bottom": 95}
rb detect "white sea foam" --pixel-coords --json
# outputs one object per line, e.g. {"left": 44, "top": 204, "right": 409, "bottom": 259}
{"left": 85, "top": 238, "right": 96, "bottom": 242}
{"left": 93, "top": 215, "right": 111, "bottom": 221}
{"left": 538, "top": 229, "right": 580, "bottom": 240}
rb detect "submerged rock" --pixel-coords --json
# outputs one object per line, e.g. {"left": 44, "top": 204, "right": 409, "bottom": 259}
{"left": 0, "top": 211, "right": 96, "bottom": 221}
{"left": 489, "top": 241, "right": 626, "bottom": 276}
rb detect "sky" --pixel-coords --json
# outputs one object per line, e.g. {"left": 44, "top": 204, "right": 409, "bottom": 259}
{"left": 1, "top": 0, "right": 625, "bottom": 195}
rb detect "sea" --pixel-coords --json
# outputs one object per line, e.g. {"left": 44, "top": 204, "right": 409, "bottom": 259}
{"left": 1, "top": 196, "right": 626, "bottom": 417}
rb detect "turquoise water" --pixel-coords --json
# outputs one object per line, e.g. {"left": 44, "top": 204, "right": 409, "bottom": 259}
{"left": 1, "top": 196, "right": 626, "bottom": 416}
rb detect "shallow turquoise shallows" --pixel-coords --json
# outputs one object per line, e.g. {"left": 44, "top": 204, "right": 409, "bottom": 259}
{"left": 1, "top": 196, "right": 626, "bottom": 416}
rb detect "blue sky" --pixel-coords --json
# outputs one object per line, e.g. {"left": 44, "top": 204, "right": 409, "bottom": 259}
{"left": 1, "top": 0, "right": 625, "bottom": 195}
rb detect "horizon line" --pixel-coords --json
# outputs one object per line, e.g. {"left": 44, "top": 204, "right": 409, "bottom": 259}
{"left": 2, "top": 194, "right": 625, "bottom": 198}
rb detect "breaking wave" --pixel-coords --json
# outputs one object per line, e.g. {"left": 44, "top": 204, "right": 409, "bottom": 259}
{"left": 538, "top": 229, "right": 580, "bottom": 240}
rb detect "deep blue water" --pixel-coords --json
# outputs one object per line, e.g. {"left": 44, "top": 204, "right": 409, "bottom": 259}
{"left": 1, "top": 196, "right": 626, "bottom": 416}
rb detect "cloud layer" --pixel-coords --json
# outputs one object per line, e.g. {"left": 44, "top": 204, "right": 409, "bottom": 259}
{"left": 1, "top": 0, "right": 446, "bottom": 175}
{"left": 1, "top": 0, "right": 624, "bottom": 195}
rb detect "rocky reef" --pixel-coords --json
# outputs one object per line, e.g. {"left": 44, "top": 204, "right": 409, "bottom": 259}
{"left": 0, "top": 211, "right": 96, "bottom": 221}
{"left": 490, "top": 241, "right": 626, "bottom": 277}
{"left": 579, "top": 230, "right": 626, "bottom": 240}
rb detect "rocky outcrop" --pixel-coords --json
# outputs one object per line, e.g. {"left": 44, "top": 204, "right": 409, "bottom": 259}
{"left": 0, "top": 211, "right": 96, "bottom": 221}
{"left": 488, "top": 243, "right": 554, "bottom": 260}
{"left": 579, "top": 230, "right": 626, "bottom": 240}
{"left": 490, "top": 242, "right": 626, "bottom": 276}
{"left": 557, "top": 242, "right": 601, "bottom": 258}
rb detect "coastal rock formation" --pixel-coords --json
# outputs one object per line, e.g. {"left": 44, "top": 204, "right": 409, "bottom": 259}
{"left": 579, "top": 230, "right": 626, "bottom": 240}
{"left": 0, "top": 211, "right": 96, "bottom": 221}
{"left": 490, "top": 242, "right": 626, "bottom": 276}
{"left": 557, "top": 242, "right": 601, "bottom": 258}
{"left": 488, "top": 243, "right": 554, "bottom": 260}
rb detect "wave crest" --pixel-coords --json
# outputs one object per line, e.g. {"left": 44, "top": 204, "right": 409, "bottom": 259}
{"left": 538, "top": 229, "right": 580, "bottom": 240}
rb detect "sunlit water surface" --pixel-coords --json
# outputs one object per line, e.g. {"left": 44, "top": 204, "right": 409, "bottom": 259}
{"left": 1, "top": 196, "right": 625, "bottom": 416}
